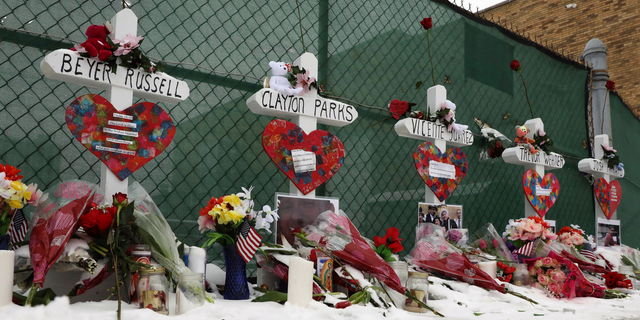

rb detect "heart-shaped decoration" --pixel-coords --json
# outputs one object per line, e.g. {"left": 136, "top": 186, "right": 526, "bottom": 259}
{"left": 413, "top": 142, "right": 468, "bottom": 202}
{"left": 594, "top": 178, "right": 622, "bottom": 219}
{"left": 522, "top": 169, "right": 560, "bottom": 218}
{"left": 262, "top": 119, "right": 345, "bottom": 195}
{"left": 389, "top": 99, "right": 409, "bottom": 120}
{"left": 65, "top": 94, "right": 175, "bottom": 180}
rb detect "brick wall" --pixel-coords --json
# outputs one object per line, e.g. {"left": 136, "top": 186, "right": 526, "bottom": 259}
{"left": 485, "top": 0, "right": 640, "bottom": 116}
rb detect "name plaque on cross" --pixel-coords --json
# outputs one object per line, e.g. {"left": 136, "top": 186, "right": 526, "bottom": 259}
{"left": 395, "top": 118, "right": 474, "bottom": 147}
{"left": 41, "top": 49, "right": 189, "bottom": 104}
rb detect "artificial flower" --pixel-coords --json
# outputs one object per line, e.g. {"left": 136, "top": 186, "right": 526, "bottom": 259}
{"left": 373, "top": 227, "right": 403, "bottom": 253}
{"left": 295, "top": 69, "right": 316, "bottom": 96}
{"left": 605, "top": 80, "right": 615, "bottom": 91}
{"left": 510, "top": 60, "right": 521, "bottom": 71}
{"left": 219, "top": 210, "right": 245, "bottom": 225}
{"left": 420, "top": 17, "right": 433, "bottom": 30}
{"left": 113, "top": 35, "right": 144, "bottom": 56}
{"left": 197, "top": 214, "right": 216, "bottom": 233}
{"left": 602, "top": 143, "right": 617, "bottom": 153}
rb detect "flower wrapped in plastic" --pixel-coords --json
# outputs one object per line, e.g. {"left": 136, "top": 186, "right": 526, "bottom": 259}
{"left": 523, "top": 251, "right": 619, "bottom": 299}
{"left": 406, "top": 228, "right": 538, "bottom": 304}
{"left": 27, "top": 181, "right": 100, "bottom": 302}
{"left": 468, "top": 223, "right": 516, "bottom": 262}
{"left": 128, "top": 182, "right": 192, "bottom": 283}
{"left": 620, "top": 245, "right": 640, "bottom": 272}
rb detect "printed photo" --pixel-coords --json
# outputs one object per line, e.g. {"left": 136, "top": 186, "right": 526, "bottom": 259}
{"left": 545, "top": 220, "right": 556, "bottom": 233}
{"left": 275, "top": 194, "right": 339, "bottom": 245}
{"left": 597, "top": 218, "right": 621, "bottom": 247}
{"left": 418, "top": 202, "right": 463, "bottom": 231}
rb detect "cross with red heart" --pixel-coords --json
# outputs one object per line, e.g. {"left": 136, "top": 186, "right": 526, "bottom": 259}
{"left": 413, "top": 142, "right": 468, "bottom": 202}
{"left": 65, "top": 94, "right": 175, "bottom": 180}
{"left": 522, "top": 169, "right": 560, "bottom": 218}
{"left": 262, "top": 119, "right": 345, "bottom": 195}
{"left": 594, "top": 178, "right": 622, "bottom": 220}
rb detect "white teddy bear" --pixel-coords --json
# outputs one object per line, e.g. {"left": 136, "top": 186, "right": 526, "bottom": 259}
{"left": 268, "top": 61, "right": 303, "bottom": 96}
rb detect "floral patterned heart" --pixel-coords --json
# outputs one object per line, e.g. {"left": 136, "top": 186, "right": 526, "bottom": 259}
{"left": 65, "top": 94, "right": 175, "bottom": 180}
{"left": 522, "top": 169, "right": 560, "bottom": 218}
{"left": 389, "top": 99, "right": 409, "bottom": 120}
{"left": 594, "top": 178, "right": 622, "bottom": 219}
{"left": 262, "top": 119, "right": 345, "bottom": 195}
{"left": 413, "top": 142, "right": 468, "bottom": 202}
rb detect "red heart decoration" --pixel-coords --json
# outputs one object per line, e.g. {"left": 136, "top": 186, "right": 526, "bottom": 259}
{"left": 413, "top": 142, "right": 468, "bottom": 201}
{"left": 262, "top": 119, "right": 345, "bottom": 195}
{"left": 65, "top": 94, "right": 175, "bottom": 181}
{"left": 594, "top": 178, "right": 622, "bottom": 219}
{"left": 522, "top": 169, "right": 560, "bottom": 218}
{"left": 389, "top": 99, "right": 409, "bottom": 120}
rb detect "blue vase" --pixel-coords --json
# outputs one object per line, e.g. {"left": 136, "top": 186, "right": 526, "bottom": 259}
{"left": 0, "top": 235, "right": 10, "bottom": 250}
{"left": 222, "top": 244, "right": 250, "bottom": 300}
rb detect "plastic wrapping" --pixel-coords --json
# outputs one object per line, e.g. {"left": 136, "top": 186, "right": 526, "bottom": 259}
{"left": 468, "top": 223, "right": 516, "bottom": 262}
{"left": 303, "top": 210, "right": 404, "bottom": 294}
{"left": 29, "top": 180, "right": 99, "bottom": 288}
{"left": 129, "top": 182, "right": 192, "bottom": 283}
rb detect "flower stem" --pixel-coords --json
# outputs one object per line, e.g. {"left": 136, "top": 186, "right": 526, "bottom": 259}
{"left": 295, "top": 0, "right": 306, "bottom": 53}
{"left": 112, "top": 206, "right": 122, "bottom": 320}
{"left": 518, "top": 70, "right": 534, "bottom": 118}
{"left": 405, "top": 289, "right": 445, "bottom": 317}
{"left": 427, "top": 29, "right": 435, "bottom": 86}
{"left": 25, "top": 283, "right": 38, "bottom": 306}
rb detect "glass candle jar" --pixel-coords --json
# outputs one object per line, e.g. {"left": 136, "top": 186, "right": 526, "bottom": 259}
{"left": 138, "top": 267, "right": 169, "bottom": 315}
{"left": 387, "top": 261, "right": 409, "bottom": 308}
{"left": 404, "top": 271, "right": 429, "bottom": 313}
{"left": 512, "top": 263, "right": 531, "bottom": 287}
{"left": 129, "top": 244, "right": 152, "bottom": 304}
{"left": 176, "top": 272, "right": 206, "bottom": 314}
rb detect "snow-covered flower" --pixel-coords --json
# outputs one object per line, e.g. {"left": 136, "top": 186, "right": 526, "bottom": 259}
{"left": 113, "top": 35, "right": 143, "bottom": 56}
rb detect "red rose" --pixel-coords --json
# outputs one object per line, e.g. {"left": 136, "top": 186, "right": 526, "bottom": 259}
{"left": 112, "top": 192, "right": 128, "bottom": 208}
{"left": 605, "top": 80, "right": 615, "bottom": 91}
{"left": 510, "top": 60, "right": 521, "bottom": 71}
{"left": 420, "top": 17, "right": 433, "bottom": 30}
{"left": 80, "top": 206, "right": 116, "bottom": 237}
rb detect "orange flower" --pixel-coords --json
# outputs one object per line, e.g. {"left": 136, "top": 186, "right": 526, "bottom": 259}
{"left": 0, "top": 164, "right": 23, "bottom": 181}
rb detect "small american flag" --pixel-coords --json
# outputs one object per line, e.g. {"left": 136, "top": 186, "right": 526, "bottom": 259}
{"left": 580, "top": 248, "right": 597, "bottom": 262}
{"left": 514, "top": 241, "right": 536, "bottom": 256}
{"left": 236, "top": 219, "right": 262, "bottom": 263}
{"left": 8, "top": 209, "right": 28, "bottom": 250}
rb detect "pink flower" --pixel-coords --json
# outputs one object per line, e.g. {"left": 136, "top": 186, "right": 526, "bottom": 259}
{"left": 541, "top": 257, "right": 554, "bottom": 266}
{"left": 478, "top": 239, "right": 487, "bottom": 249}
{"left": 443, "top": 110, "right": 455, "bottom": 122}
{"left": 602, "top": 144, "right": 617, "bottom": 153}
{"left": 538, "top": 274, "right": 550, "bottom": 286}
{"left": 534, "top": 260, "right": 543, "bottom": 268}
{"left": 548, "top": 281, "right": 562, "bottom": 295}
{"left": 571, "top": 233, "right": 585, "bottom": 246}
{"left": 73, "top": 44, "right": 87, "bottom": 53}
{"left": 529, "top": 266, "right": 537, "bottom": 276}
{"left": 538, "top": 128, "right": 546, "bottom": 136}
{"left": 197, "top": 214, "right": 216, "bottom": 233}
{"left": 550, "top": 270, "right": 566, "bottom": 282}
{"left": 536, "top": 268, "right": 544, "bottom": 276}
{"left": 543, "top": 229, "right": 557, "bottom": 241}
{"left": 522, "top": 219, "right": 543, "bottom": 235}
{"left": 492, "top": 239, "right": 500, "bottom": 248}
{"left": 113, "top": 34, "right": 143, "bottom": 56}
{"left": 295, "top": 70, "right": 316, "bottom": 96}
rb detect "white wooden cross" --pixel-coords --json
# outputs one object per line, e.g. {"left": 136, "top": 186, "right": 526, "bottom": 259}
{"left": 246, "top": 53, "right": 358, "bottom": 198}
{"left": 502, "top": 118, "right": 565, "bottom": 217}
{"left": 40, "top": 9, "right": 190, "bottom": 200}
{"left": 578, "top": 134, "right": 624, "bottom": 220}
{"left": 394, "top": 85, "right": 474, "bottom": 205}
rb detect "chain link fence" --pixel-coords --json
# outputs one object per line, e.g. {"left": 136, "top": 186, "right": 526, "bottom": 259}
{"left": 1, "top": 0, "right": 638, "bottom": 277}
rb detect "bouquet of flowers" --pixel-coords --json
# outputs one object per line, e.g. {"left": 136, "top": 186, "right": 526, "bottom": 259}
{"left": 602, "top": 272, "right": 633, "bottom": 290}
{"left": 556, "top": 225, "right": 585, "bottom": 250}
{"left": 373, "top": 227, "right": 403, "bottom": 262}
{"left": 503, "top": 216, "right": 557, "bottom": 257}
{"left": 525, "top": 251, "right": 624, "bottom": 299}
{"left": 445, "top": 228, "right": 467, "bottom": 247}
{"left": 0, "top": 163, "right": 43, "bottom": 246}
{"left": 496, "top": 262, "right": 516, "bottom": 283}
{"left": 469, "top": 223, "right": 516, "bottom": 262}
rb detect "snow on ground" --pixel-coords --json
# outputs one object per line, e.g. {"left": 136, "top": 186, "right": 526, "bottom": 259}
{"left": 3, "top": 275, "right": 640, "bottom": 320}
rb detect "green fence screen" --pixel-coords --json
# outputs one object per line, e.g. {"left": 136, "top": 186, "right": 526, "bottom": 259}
{"left": 1, "top": 0, "right": 639, "bottom": 276}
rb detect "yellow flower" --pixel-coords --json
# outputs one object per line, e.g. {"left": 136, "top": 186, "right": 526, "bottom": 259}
{"left": 223, "top": 194, "right": 242, "bottom": 208}
{"left": 218, "top": 210, "right": 245, "bottom": 225}
{"left": 208, "top": 205, "right": 224, "bottom": 220}
{"left": 7, "top": 198, "right": 24, "bottom": 209}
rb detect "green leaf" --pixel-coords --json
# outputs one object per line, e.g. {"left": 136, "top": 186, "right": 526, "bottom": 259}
{"left": 205, "top": 232, "right": 235, "bottom": 246}
{"left": 13, "top": 288, "right": 57, "bottom": 306}
{"left": 252, "top": 291, "right": 288, "bottom": 304}
{"left": 407, "top": 102, "right": 417, "bottom": 108}
{"left": 415, "top": 81, "right": 423, "bottom": 90}
{"left": 119, "top": 203, "right": 135, "bottom": 225}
